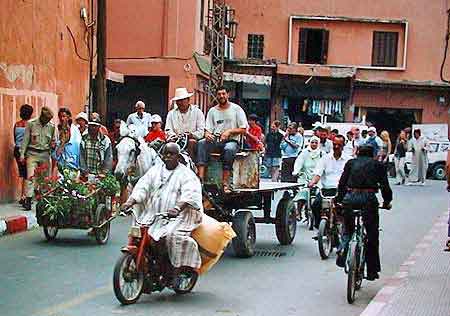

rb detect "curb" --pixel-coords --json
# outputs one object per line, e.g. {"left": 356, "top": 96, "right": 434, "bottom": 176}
{"left": 0, "top": 212, "right": 38, "bottom": 236}
{"left": 360, "top": 210, "right": 448, "bottom": 316}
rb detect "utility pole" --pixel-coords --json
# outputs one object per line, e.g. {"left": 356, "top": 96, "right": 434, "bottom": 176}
{"left": 96, "top": 0, "right": 107, "bottom": 122}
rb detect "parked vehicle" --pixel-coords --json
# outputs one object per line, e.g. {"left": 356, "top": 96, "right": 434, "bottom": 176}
{"left": 388, "top": 140, "right": 450, "bottom": 180}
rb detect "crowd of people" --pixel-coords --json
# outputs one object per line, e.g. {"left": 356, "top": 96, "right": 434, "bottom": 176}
{"left": 261, "top": 122, "right": 431, "bottom": 188}
{"left": 14, "top": 86, "right": 260, "bottom": 207}
{"left": 14, "top": 84, "right": 448, "bottom": 279}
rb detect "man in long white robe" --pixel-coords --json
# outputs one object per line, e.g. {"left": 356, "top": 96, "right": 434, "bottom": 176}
{"left": 408, "top": 129, "right": 429, "bottom": 185}
{"left": 123, "top": 143, "right": 203, "bottom": 269}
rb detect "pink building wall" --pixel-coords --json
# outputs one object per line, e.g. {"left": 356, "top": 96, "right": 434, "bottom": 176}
{"left": 107, "top": 0, "right": 209, "bottom": 100}
{"left": 227, "top": 0, "right": 450, "bottom": 82}
{"left": 0, "top": 0, "right": 90, "bottom": 202}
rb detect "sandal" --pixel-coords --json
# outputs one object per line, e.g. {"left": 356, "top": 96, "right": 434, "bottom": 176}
{"left": 444, "top": 239, "right": 450, "bottom": 252}
{"left": 223, "top": 184, "right": 232, "bottom": 194}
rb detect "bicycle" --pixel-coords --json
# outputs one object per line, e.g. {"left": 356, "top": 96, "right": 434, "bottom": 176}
{"left": 345, "top": 205, "right": 389, "bottom": 304}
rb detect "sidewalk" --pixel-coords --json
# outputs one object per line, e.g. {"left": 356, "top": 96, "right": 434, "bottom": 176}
{"left": 0, "top": 202, "right": 38, "bottom": 235}
{"left": 361, "top": 210, "right": 450, "bottom": 316}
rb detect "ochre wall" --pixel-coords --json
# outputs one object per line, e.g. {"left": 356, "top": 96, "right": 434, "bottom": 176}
{"left": 0, "top": 0, "right": 90, "bottom": 202}
{"left": 353, "top": 88, "right": 450, "bottom": 124}
{"left": 227, "top": 0, "right": 450, "bottom": 83}
{"left": 106, "top": 0, "right": 208, "bottom": 111}
{"left": 291, "top": 20, "right": 405, "bottom": 68}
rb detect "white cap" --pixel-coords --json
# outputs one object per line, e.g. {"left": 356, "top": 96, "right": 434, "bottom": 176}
{"left": 368, "top": 126, "right": 377, "bottom": 133}
{"left": 135, "top": 100, "right": 145, "bottom": 109}
{"left": 75, "top": 112, "right": 88, "bottom": 123}
{"left": 150, "top": 114, "right": 162, "bottom": 124}
{"left": 171, "top": 87, "right": 194, "bottom": 102}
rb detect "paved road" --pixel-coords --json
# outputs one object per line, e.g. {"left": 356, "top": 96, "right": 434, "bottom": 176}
{"left": 0, "top": 180, "right": 447, "bottom": 316}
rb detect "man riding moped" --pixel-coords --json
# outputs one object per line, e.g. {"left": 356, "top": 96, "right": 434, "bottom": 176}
{"left": 308, "top": 135, "right": 350, "bottom": 232}
{"left": 122, "top": 143, "right": 203, "bottom": 282}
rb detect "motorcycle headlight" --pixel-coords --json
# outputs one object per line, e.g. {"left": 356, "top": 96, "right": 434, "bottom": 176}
{"left": 128, "top": 226, "right": 141, "bottom": 238}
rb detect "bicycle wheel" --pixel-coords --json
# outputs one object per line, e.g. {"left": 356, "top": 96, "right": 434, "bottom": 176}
{"left": 347, "top": 242, "right": 359, "bottom": 304}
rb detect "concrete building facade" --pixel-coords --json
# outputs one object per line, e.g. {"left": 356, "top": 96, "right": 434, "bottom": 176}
{"left": 0, "top": 0, "right": 91, "bottom": 202}
{"left": 224, "top": 0, "right": 450, "bottom": 136}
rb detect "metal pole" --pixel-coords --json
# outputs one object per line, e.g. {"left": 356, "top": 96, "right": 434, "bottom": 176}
{"left": 96, "top": 0, "right": 107, "bottom": 123}
{"left": 88, "top": 0, "right": 94, "bottom": 114}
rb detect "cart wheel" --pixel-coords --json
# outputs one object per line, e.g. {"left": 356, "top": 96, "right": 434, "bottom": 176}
{"left": 275, "top": 197, "right": 297, "bottom": 245}
{"left": 95, "top": 222, "right": 110, "bottom": 245}
{"left": 232, "top": 211, "right": 256, "bottom": 258}
{"left": 43, "top": 226, "right": 58, "bottom": 241}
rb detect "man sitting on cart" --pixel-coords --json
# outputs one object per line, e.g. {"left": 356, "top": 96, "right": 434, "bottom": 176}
{"left": 165, "top": 87, "right": 206, "bottom": 160}
{"left": 80, "top": 117, "right": 113, "bottom": 177}
{"left": 197, "top": 86, "right": 248, "bottom": 193}
{"left": 122, "top": 143, "right": 204, "bottom": 277}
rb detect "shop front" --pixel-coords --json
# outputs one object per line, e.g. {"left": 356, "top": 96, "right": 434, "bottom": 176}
{"left": 276, "top": 75, "right": 351, "bottom": 129}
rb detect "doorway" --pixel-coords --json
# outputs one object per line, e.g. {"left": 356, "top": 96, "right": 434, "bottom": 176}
{"left": 107, "top": 76, "right": 169, "bottom": 127}
{"left": 361, "top": 107, "right": 421, "bottom": 141}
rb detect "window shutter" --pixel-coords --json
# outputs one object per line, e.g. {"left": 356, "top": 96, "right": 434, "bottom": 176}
{"left": 372, "top": 31, "right": 398, "bottom": 67}
{"left": 298, "top": 28, "right": 308, "bottom": 63}
{"left": 320, "top": 29, "right": 329, "bottom": 64}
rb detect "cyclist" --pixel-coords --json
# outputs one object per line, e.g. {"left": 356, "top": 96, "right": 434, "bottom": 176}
{"left": 335, "top": 144, "right": 392, "bottom": 281}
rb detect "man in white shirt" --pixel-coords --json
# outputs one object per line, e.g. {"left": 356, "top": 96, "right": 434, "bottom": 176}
{"left": 308, "top": 135, "right": 350, "bottom": 229}
{"left": 197, "top": 86, "right": 248, "bottom": 193}
{"left": 126, "top": 101, "right": 152, "bottom": 137}
{"left": 166, "top": 88, "right": 205, "bottom": 159}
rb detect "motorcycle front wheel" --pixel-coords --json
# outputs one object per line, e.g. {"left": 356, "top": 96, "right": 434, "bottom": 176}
{"left": 173, "top": 268, "right": 198, "bottom": 294}
{"left": 113, "top": 253, "right": 144, "bottom": 305}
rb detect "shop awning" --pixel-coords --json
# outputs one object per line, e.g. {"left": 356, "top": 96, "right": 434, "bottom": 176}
{"left": 224, "top": 72, "right": 272, "bottom": 86}
{"left": 277, "top": 77, "right": 351, "bottom": 99}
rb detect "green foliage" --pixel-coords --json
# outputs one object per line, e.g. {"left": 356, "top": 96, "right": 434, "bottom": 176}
{"left": 38, "top": 168, "right": 99, "bottom": 224}
{"left": 98, "top": 173, "right": 121, "bottom": 196}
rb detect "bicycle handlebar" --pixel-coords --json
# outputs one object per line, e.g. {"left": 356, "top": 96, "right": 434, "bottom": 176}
{"left": 119, "top": 207, "right": 171, "bottom": 226}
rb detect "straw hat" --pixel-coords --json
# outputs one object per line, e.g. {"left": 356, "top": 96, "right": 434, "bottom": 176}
{"left": 171, "top": 87, "right": 194, "bottom": 102}
{"left": 75, "top": 112, "right": 89, "bottom": 123}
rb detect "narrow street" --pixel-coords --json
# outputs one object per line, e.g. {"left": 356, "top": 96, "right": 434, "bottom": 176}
{"left": 1, "top": 180, "right": 447, "bottom": 316}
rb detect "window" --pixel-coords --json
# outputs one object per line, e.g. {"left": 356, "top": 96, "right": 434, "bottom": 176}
{"left": 298, "top": 28, "right": 329, "bottom": 64}
{"left": 372, "top": 31, "right": 398, "bottom": 67}
{"left": 247, "top": 34, "right": 264, "bottom": 59}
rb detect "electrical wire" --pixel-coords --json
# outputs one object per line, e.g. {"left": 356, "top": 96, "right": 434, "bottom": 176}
{"left": 106, "top": 56, "right": 193, "bottom": 60}
{"left": 66, "top": 25, "right": 89, "bottom": 62}
{"left": 440, "top": 9, "right": 450, "bottom": 83}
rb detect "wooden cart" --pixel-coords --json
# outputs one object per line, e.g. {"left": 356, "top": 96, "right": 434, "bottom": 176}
{"left": 202, "top": 151, "right": 301, "bottom": 257}
{"left": 36, "top": 188, "right": 117, "bottom": 244}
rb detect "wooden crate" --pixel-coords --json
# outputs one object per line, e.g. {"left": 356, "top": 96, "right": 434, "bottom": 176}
{"left": 205, "top": 151, "right": 260, "bottom": 190}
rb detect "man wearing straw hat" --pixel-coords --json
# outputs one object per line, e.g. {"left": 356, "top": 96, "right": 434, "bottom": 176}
{"left": 166, "top": 87, "right": 205, "bottom": 159}
{"left": 126, "top": 100, "right": 152, "bottom": 138}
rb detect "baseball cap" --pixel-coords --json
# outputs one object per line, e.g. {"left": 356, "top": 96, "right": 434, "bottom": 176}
{"left": 150, "top": 114, "right": 162, "bottom": 123}
{"left": 368, "top": 126, "right": 377, "bottom": 133}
